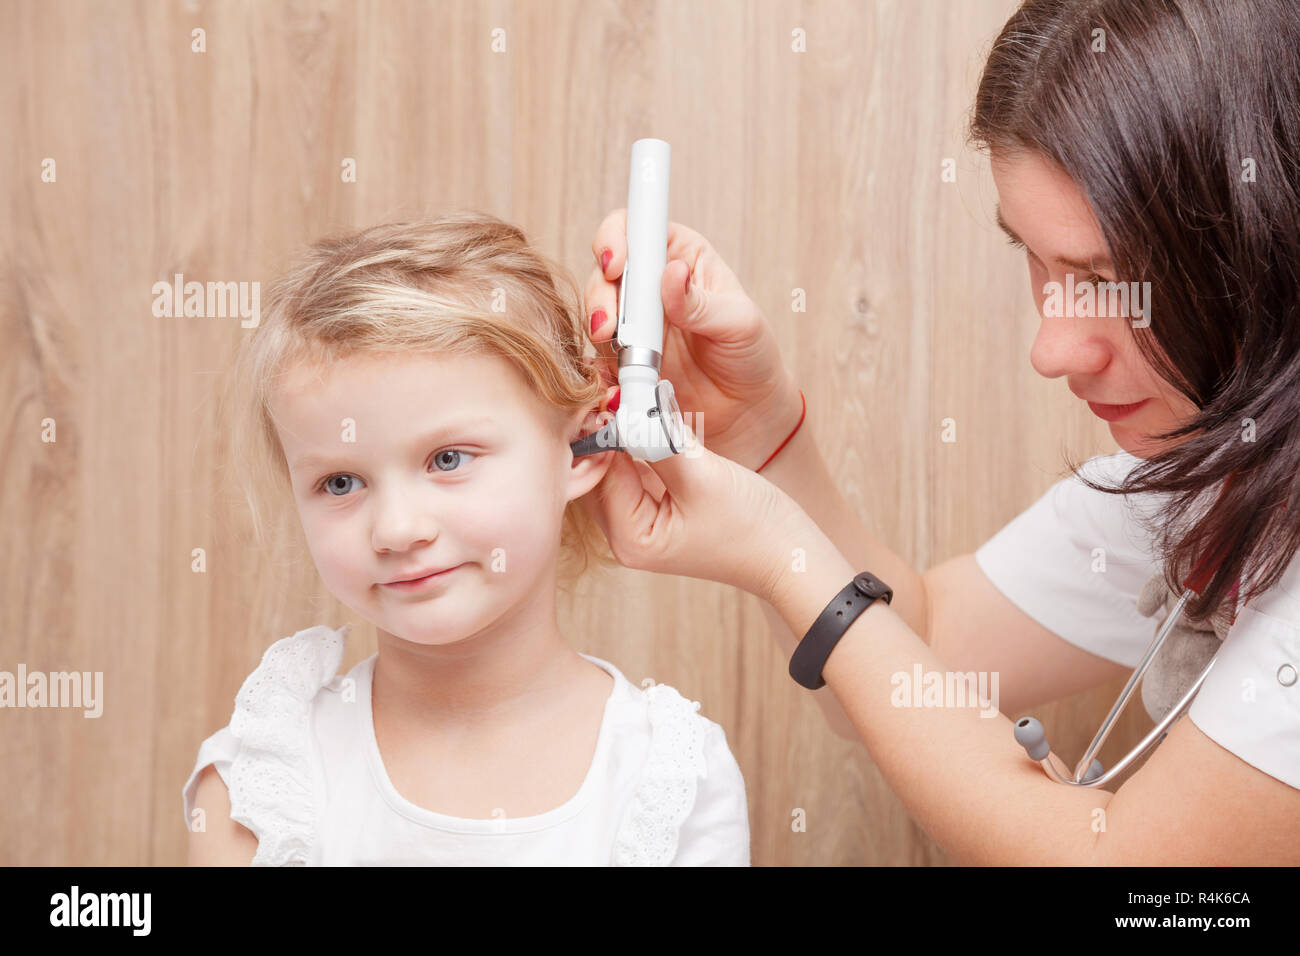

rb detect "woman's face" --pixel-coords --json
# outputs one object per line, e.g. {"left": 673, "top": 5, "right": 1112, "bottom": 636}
{"left": 990, "top": 149, "right": 1200, "bottom": 458}
{"left": 270, "top": 350, "right": 606, "bottom": 645}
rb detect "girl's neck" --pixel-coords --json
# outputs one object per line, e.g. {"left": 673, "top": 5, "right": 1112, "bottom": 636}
{"left": 371, "top": 587, "right": 584, "bottom": 732}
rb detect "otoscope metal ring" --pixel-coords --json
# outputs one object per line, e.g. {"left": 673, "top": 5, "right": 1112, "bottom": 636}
{"left": 617, "top": 345, "right": 662, "bottom": 373}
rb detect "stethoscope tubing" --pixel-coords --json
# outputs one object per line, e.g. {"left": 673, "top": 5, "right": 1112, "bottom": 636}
{"left": 1016, "top": 586, "right": 1220, "bottom": 787}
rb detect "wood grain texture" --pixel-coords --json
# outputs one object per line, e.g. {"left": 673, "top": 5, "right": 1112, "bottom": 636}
{"left": 1, "top": 0, "right": 1156, "bottom": 866}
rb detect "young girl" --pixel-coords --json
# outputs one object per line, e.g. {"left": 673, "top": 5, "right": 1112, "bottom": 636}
{"left": 181, "top": 213, "right": 750, "bottom": 865}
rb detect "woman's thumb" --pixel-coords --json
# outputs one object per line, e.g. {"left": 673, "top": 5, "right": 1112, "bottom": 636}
{"left": 661, "top": 259, "right": 718, "bottom": 337}
{"left": 639, "top": 425, "right": 712, "bottom": 500}
{"left": 585, "top": 445, "right": 658, "bottom": 536}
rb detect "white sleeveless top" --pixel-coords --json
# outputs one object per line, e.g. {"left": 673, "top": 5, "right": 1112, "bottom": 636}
{"left": 182, "top": 624, "right": 750, "bottom": 865}
{"left": 975, "top": 449, "right": 1300, "bottom": 790}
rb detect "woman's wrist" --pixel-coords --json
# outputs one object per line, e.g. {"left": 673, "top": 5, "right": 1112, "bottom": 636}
{"left": 755, "top": 387, "right": 806, "bottom": 473}
{"left": 745, "top": 497, "right": 851, "bottom": 611}
{"left": 752, "top": 376, "right": 806, "bottom": 470}
{"left": 706, "top": 376, "right": 805, "bottom": 472}
{"left": 760, "top": 514, "right": 858, "bottom": 637}
{"left": 748, "top": 390, "right": 839, "bottom": 524}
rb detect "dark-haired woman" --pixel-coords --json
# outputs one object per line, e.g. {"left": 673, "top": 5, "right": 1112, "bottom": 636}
{"left": 579, "top": 0, "right": 1300, "bottom": 863}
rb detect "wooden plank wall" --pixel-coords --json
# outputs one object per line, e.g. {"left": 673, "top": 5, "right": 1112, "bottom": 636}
{"left": 1, "top": 0, "right": 1153, "bottom": 865}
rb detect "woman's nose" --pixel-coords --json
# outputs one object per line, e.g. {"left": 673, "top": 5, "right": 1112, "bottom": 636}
{"left": 1028, "top": 310, "right": 1112, "bottom": 380}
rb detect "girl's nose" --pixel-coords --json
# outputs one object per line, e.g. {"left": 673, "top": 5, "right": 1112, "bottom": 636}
{"left": 370, "top": 485, "right": 438, "bottom": 554}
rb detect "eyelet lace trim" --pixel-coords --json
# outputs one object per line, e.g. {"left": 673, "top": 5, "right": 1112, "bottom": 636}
{"left": 227, "top": 624, "right": 349, "bottom": 866}
{"left": 612, "top": 683, "right": 708, "bottom": 866}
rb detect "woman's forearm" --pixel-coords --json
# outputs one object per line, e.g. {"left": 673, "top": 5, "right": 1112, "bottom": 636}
{"left": 743, "top": 397, "right": 934, "bottom": 740}
{"left": 754, "top": 398, "right": 931, "bottom": 640}
{"left": 760, "top": 525, "right": 1112, "bottom": 865}
{"left": 755, "top": 401, "right": 930, "bottom": 640}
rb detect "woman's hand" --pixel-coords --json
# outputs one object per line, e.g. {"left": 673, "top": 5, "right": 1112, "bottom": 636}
{"left": 585, "top": 210, "right": 803, "bottom": 471}
{"left": 579, "top": 424, "right": 816, "bottom": 602}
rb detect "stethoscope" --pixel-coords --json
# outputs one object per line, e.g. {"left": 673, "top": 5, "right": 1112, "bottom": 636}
{"left": 1014, "top": 584, "right": 1216, "bottom": 787}
{"left": 1014, "top": 491, "right": 1236, "bottom": 788}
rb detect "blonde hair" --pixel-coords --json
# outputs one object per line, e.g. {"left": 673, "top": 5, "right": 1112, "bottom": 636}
{"left": 225, "top": 212, "right": 617, "bottom": 589}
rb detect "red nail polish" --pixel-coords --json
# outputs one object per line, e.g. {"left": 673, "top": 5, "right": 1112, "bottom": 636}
{"left": 600, "top": 248, "right": 612, "bottom": 271}
{"left": 609, "top": 388, "right": 620, "bottom": 413}
{"left": 590, "top": 309, "right": 606, "bottom": 334}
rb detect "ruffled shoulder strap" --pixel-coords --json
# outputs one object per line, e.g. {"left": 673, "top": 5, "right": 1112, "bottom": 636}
{"left": 612, "top": 682, "right": 709, "bottom": 866}
{"left": 228, "top": 623, "right": 350, "bottom": 866}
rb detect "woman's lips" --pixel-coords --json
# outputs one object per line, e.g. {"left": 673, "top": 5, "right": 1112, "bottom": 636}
{"left": 1087, "top": 398, "right": 1150, "bottom": 422}
{"left": 381, "top": 565, "right": 462, "bottom": 591}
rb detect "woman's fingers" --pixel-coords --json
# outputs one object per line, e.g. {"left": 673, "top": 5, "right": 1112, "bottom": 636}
{"left": 587, "top": 210, "right": 728, "bottom": 345}
{"left": 633, "top": 459, "right": 667, "bottom": 501}
{"left": 583, "top": 265, "right": 618, "bottom": 344}
{"left": 580, "top": 418, "right": 793, "bottom": 596}
{"left": 660, "top": 258, "right": 738, "bottom": 341}
{"left": 591, "top": 208, "right": 628, "bottom": 280}
{"left": 598, "top": 383, "right": 619, "bottom": 414}
{"left": 586, "top": 249, "right": 748, "bottom": 352}
{"left": 580, "top": 448, "right": 665, "bottom": 568}
{"left": 585, "top": 209, "right": 627, "bottom": 347}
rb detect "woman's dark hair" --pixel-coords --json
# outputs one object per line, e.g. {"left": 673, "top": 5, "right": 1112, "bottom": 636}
{"left": 968, "top": 0, "right": 1300, "bottom": 621}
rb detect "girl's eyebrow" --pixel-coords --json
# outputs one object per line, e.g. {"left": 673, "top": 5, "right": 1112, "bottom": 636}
{"left": 290, "top": 415, "right": 500, "bottom": 473}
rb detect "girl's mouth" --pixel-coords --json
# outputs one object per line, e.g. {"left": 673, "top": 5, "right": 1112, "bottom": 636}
{"left": 381, "top": 565, "right": 463, "bottom": 591}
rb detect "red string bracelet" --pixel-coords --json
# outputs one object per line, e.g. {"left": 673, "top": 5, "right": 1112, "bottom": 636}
{"left": 756, "top": 389, "right": 806, "bottom": 473}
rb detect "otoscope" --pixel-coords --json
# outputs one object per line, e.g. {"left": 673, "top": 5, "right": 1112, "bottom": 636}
{"left": 570, "top": 138, "right": 687, "bottom": 463}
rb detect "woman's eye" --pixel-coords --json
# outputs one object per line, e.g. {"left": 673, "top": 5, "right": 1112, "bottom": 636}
{"left": 1068, "top": 270, "right": 1108, "bottom": 285}
{"left": 321, "top": 474, "right": 362, "bottom": 497}
{"left": 1008, "top": 235, "right": 1109, "bottom": 285}
{"left": 431, "top": 449, "right": 476, "bottom": 472}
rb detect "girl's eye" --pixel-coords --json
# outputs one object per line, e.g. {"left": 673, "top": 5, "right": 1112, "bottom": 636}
{"left": 1006, "top": 234, "right": 1026, "bottom": 250}
{"left": 316, "top": 449, "right": 476, "bottom": 496}
{"left": 432, "top": 448, "right": 476, "bottom": 472}
{"left": 322, "top": 474, "right": 362, "bottom": 497}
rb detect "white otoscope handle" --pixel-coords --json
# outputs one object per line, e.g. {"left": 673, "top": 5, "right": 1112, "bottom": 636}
{"left": 617, "top": 138, "right": 671, "bottom": 356}
{"left": 614, "top": 138, "right": 677, "bottom": 462}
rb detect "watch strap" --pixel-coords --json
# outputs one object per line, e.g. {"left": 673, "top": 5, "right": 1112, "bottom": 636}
{"left": 789, "top": 572, "right": 893, "bottom": 689}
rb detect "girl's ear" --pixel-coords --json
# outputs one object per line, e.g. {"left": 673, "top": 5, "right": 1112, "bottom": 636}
{"left": 565, "top": 401, "right": 616, "bottom": 502}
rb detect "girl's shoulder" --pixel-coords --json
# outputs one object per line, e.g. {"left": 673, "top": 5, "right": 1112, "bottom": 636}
{"left": 236, "top": 622, "right": 353, "bottom": 699}
{"left": 580, "top": 651, "right": 715, "bottom": 751}
{"left": 580, "top": 654, "right": 750, "bottom": 866}
{"left": 181, "top": 623, "right": 353, "bottom": 865}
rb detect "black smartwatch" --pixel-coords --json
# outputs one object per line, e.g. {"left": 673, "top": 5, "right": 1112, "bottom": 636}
{"left": 789, "top": 572, "right": 893, "bottom": 689}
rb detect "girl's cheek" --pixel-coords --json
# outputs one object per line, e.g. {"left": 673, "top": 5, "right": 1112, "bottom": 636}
{"left": 465, "top": 473, "right": 561, "bottom": 571}
{"left": 300, "top": 507, "right": 366, "bottom": 591}
{"left": 463, "top": 495, "right": 538, "bottom": 555}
